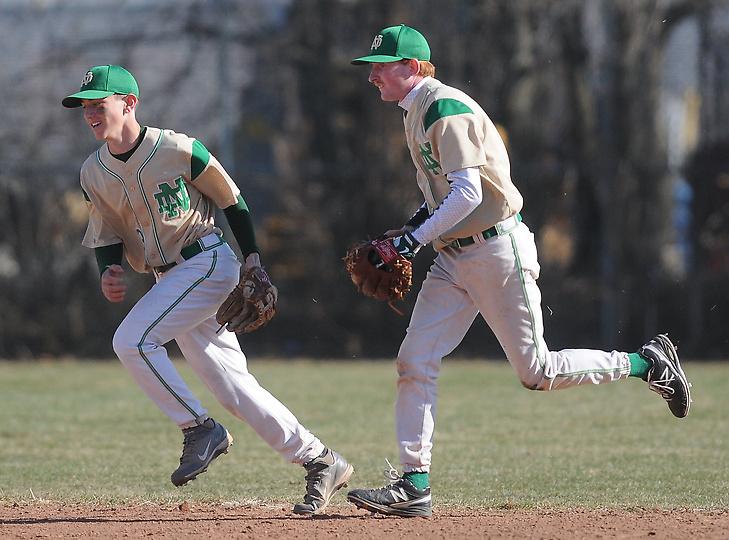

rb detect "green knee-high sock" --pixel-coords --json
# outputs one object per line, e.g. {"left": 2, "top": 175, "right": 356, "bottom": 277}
{"left": 403, "top": 472, "right": 430, "bottom": 490}
{"left": 628, "top": 352, "right": 652, "bottom": 380}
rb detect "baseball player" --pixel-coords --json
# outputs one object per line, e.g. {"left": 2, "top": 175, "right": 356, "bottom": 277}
{"left": 345, "top": 25, "right": 691, "bottom": 518}
{"left": 62, "top": 65, "right": 352, "bottom": 515}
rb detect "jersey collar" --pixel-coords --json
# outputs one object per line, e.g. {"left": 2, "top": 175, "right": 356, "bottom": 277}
{"left": 399, "top": 77, "right": 432, "bottom": 112}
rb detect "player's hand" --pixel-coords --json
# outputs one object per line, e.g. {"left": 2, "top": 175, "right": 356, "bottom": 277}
{"left": 243, "top": 252, "right": 262, "bottom": 271}
{"left": 391, "top": 232, "right": 421, "bottom": 259}
{"left": 368, "top": 232, "right": 421, "bottom": 271}
{"left": 101, "top": 264, "right": 127, "bottom": 303}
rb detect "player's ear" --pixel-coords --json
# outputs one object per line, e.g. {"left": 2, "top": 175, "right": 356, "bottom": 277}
{"left": 405, "top": 58, "right": 420, "bottom": 76}
{"left": 122, "top": 94, "right": 138, "bottom": 113}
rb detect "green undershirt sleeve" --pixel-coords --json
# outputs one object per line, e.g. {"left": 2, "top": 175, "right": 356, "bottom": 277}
{"left": 94, "top": 243, "right": 124, "bottom": 276}
{"left": 223, "top": 194, "right": 259, "bottom": 258}
{"left": 191, "top": 139, "right": 211, "bottom": 181}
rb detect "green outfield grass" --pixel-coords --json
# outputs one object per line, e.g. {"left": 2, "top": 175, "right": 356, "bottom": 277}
{"left": 0, "top": 359, "right": 727, "bottom": 509}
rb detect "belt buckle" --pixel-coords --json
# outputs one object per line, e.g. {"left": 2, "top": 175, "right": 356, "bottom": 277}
{"left": 452, "top": 236, "right": 476, "bottom": 248}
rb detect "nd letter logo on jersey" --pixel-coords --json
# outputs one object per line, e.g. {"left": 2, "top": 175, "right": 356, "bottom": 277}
{"left": 154, "top": 177, "right": 190, "bottom": 219}
{"left": 419, "top": 142, "right": 442, "bottom": 175}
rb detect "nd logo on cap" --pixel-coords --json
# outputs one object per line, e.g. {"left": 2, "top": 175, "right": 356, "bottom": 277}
{"left": 62, "top": 65, "right": 139, "bottom": 108}
{"left": 352, "top": 24, "right": 431, "bottom": 65}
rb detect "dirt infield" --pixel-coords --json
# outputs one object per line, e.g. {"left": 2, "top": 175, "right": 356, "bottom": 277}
{"left": 2, "top": 503, "right": 728, "bottom": 539}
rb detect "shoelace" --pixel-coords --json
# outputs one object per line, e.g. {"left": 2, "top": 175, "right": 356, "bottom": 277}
{"left": 375, "top": 459, "right": 426, "bottom": 498}
{"left": 367, "top": 457, "right": 406, "bottom": 495}
{"left": 179, "top": 426, "right": 205, "bottom": 463}
{"left": 303, "top": 461, "right": 327, "bottom": 502}
{"left": 383, "top": 458, "right": 401, "bottom": 482}
{"left": 179, "top": 432, "right": 196, "bottom": 462}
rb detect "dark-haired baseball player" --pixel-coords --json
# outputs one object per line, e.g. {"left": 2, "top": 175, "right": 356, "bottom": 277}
{"left": 63, "top": 65, "right": 352, "bottom": 515}
{"left": 346, "top": 24, "right": 691, "bottom": 518}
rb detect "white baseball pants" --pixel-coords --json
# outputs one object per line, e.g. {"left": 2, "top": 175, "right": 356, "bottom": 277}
{"left": 111, "top": 235, "right": 324, "bottom": 465}
{"left": 396, "top": 222, "right": 631, "bottom": 472}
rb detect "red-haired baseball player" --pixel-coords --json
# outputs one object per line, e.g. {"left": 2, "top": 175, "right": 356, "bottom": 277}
{"left": 346, "top": 25, "right": 691, "bottom": 518}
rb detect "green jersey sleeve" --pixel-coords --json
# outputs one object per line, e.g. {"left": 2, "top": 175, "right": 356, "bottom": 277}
{"left": 191, "top": 139, "right": 211, "bottom": 181}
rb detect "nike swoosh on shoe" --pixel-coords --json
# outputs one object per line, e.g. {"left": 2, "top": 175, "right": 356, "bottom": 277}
{"left": 197, "top": 440, "right": 212, "bottom": 461}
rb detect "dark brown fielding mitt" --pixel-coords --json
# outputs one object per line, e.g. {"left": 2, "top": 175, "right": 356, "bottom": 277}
{"left": 216, "top": 266, "right": 278, "bottom": 333}
{"left": 343, "top": 238, "right": 413, "bottom": 314}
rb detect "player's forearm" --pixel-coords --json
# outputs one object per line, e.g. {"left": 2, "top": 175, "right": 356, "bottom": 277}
{"left": 406, "top": 203, "right": 430, "bottom": 229}
{"left": 410, "top": 167, "right": 482, "bottom": 245}
{"left": 223, "top": 194, "right": 259, "bottom": 258}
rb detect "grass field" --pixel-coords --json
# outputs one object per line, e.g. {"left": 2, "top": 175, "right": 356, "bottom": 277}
{"left": 1, "top": 358, "right": 727, "bottom": 509}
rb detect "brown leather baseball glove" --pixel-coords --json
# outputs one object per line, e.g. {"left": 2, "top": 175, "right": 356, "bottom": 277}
{"left": 343, "top": 238, "right": 413, "bottom": 314}
{"left": 216, "top": 266, "right": 278, "bottom": 333}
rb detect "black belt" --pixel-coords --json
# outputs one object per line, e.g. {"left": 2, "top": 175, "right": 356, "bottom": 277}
{"left": 154, "top": 235, "right": 225, "bottom": 274}
{"left": 451, "top": 213, "right": 523, "bottom": 248}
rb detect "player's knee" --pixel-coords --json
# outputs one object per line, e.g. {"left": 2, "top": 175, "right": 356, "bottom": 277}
{"left": 396, "top": 357, "right": 416, "bottom": 379}
{"left": 507, "top": 355, "right": 551, "bottom": 391}
{"left": 112, "top": 324, "right": 140, "bottom": 361}
{"left": 519, "top": 368, "right": 559, "bottom": 391}
{"left": 396, "top": 350, "right": 437, "bottom": 383}
{"left": 519, "top": 376, "right": 547, "bottom": 391}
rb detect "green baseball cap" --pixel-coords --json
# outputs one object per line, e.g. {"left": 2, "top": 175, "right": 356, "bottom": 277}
{"left": 62, "top": 65, "right": 139, "bottom": 108}
{"left": 351, "top": 24, "right": 430, "bottom": 65}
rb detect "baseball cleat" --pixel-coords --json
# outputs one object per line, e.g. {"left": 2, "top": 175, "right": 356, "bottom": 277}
{"left": 640, "top": 334, "right": 692, "bottom": 418}
{"left": 170, "top": 417, "right": 233, "bottom": 487}
{"left": 347, "top": 461, "right": 432, "bottom": 518}
{"left": 293, "top": 448, "right": 354, "bottom": 516}
{"left": 348, "top": 477, "right": 432, "bottom": 517}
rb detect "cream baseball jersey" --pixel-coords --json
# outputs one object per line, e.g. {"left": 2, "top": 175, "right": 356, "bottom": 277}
{"left": 80, "top": 127, "right": 240, "bottom": 273}
{"left": 403, "top": 77, "right": 523, "bottom": 248}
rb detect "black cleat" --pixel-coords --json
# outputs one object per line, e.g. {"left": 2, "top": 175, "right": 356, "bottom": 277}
{"left": 348, "top": 472, "right": 432, "bottom": 517}
{"left": 640, "top": 334, "right": 692, "bottom": 418}
{"left": 170, "top": 418, "right": 232, "bottom": 487}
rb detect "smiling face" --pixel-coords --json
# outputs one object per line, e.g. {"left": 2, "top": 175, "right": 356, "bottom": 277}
{"left": 81, "top": 94, "right": 132, "bottom": 142}
{"left": 368, "top": 60, "right": 421, "bottom": 102}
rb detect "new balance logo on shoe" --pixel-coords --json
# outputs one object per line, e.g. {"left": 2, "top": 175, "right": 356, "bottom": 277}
{"left": 651, "top": 367, "right": 677, "bottom": 395}
{"left": 389, "top": 487, "right": 411, "bottom": 503}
